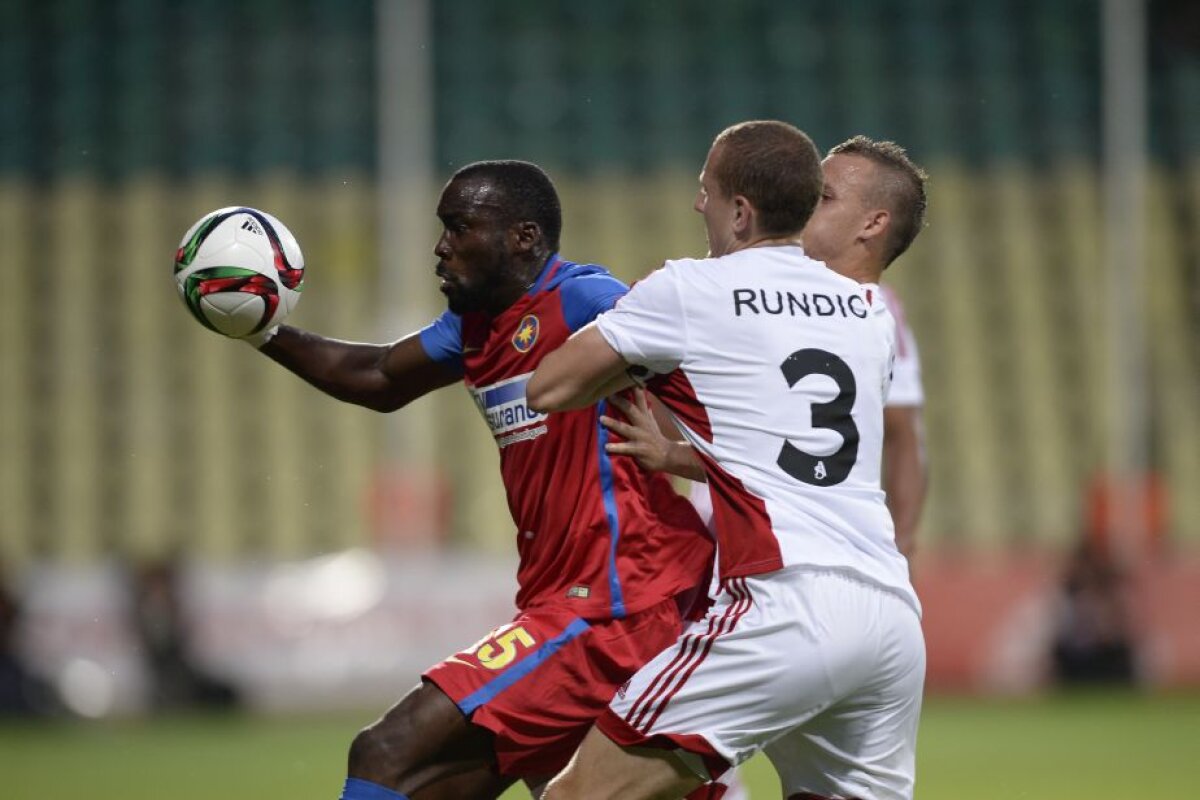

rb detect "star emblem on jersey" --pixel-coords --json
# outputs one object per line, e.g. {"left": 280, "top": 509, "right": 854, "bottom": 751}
{"left": 512, "top": 314, "right": 540, "bottom": 353}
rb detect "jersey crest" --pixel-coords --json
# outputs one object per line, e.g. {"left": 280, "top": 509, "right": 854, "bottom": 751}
{"left": 512, "top": 314, "right": 540, "bottom": 353}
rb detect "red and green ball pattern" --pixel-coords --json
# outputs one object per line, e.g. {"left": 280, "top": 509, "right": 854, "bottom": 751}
{"left": 173, "top": 207, "right": 304, "bottom": 336}
{"left": 174, "top": 206, "right": 304, "bottom": 289}
{"left": 174, "top": 212, "right": 227, "bottom": 273}
{"left": 181, "top": 266, "right": 280, "bottom": 335}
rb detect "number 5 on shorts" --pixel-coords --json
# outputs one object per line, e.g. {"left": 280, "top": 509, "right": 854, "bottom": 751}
{"left": 475, "top": 626, "right": 536, "bottom": 670}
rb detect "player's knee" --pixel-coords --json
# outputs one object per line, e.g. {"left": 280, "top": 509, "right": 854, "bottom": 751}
{"left": 540, "top": 769, "right": 578, "bottom": 800}
{"left": 347, "top": 715, "right": 419, "bottom": 782}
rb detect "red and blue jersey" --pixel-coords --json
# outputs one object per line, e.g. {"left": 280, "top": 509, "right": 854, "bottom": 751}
{"left": 419, "top": 255, "right": 713, "bottom": 620}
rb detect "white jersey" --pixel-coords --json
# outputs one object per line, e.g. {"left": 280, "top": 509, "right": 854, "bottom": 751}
{"left": 880, "top": 284, "right": 924, "bottom": 407}
{"left": 689, "top": 281, "right": 925, "bottom": 550}
{"left": 596, "top": 246, "right": 917, "bottom": 611}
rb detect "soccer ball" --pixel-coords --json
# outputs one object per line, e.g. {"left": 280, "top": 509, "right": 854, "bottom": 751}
{"left": 173, "top": 206, "right": 304, "bottom": 338}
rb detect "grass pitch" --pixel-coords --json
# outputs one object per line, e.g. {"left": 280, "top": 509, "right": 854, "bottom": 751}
{"left": 1, "top": 691, "right": 1195, "bottom": 798}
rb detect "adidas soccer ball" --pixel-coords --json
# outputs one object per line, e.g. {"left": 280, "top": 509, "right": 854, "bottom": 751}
{"left": 173, "top": 206, "right": 304, "bottom": 339}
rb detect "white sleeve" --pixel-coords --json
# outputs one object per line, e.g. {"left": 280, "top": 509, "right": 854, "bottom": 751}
{"left": 594, "top": 263, "right": 687, "bottom": 375}
{"left": 885, "top": 311, "right": 924, "bottom": 407}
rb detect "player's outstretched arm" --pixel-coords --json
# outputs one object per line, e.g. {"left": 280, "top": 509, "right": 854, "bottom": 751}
{"left": 260, "top": 326, "right": 459, "bottom": 413}
{"left": 528, "top": 324, "right": 632, "bottom": 412}
{"left": 883, "top": 404, "right": 927, "bottom": 559}
{"left": 602, "top": 390, "right": 705, "bottom": 481}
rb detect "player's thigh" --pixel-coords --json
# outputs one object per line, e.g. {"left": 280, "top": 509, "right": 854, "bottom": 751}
{"left": 424, "top": 600, "right": 682, "bottom": 779}
{"left": 765, "top": 584, "right": 925, "bottom": 800}
{"left": 544, "top": 725, "right": 702, "bottom": 800}
{"left": 609, "top": 570, "right": 919, "bottom": 774}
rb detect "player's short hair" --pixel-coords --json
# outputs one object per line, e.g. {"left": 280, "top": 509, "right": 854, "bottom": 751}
{"left": 828, "top": 136, "right": 928, "bottom": 267}
{"left": 452, "top": 160, "right": 563, "bottom": 251}
{"left": 710, "top": 120, "right": 823, "bottom": 237}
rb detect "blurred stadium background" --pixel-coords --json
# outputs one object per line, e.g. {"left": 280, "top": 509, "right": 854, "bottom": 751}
{"left": 1, "top": 0, "right": 1199, "bottom": 797}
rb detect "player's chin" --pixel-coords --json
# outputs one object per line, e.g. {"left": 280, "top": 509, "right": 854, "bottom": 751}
{"left": 443, "top": 288, "right": 479, "bottom": 315}
{"left": 439, "top": 283, "right": 462, "bottom": 307}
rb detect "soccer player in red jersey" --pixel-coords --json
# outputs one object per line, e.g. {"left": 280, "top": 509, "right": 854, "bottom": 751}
{"left": 248, "top": 160, "right": 713, "bottom": 799}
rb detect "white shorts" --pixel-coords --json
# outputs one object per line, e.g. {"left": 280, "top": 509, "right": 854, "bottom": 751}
{"left": 598, "top": 567, "right": 925, "bottom": 800}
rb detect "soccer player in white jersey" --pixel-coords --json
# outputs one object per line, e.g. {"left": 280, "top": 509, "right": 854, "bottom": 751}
{"left": 804, "top": 137, "right": 929, "bottom": 561}
{"left": 877, "top": 283, "right": 925, "bottom": 558}
{"left": 529, "top": 121, "right": 925, "bottom": 800}
{"left": 608, "top": 135, "right": 930, "bottom": 567}
{"left": 681, "top": 284, "right": 925, "bottom": 560}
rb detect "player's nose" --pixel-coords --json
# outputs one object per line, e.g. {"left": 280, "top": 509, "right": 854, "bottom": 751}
{"left": 433, "top": 233, "right": 451, "bottom": 259}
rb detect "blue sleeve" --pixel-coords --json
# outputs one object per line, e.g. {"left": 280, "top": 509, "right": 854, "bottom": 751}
{"left": 559, "top": 273, "right": 630, "bottom": 332}
{"left": 418, "top": 310, "right": 464, "bottom": 374}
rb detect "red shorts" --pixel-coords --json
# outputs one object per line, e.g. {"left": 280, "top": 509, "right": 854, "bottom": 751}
{"left": 423, "top": 598, "right": 683, "bottom": 778}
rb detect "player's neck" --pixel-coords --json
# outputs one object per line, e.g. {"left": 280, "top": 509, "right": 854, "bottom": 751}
{"left": 825, "top": 256, "right": 882, "bottom": 285}
{"left": 738, "top": 232, "right": 804, "bottom": 252}
{"left": 488, "top": 253, "right": 551, "bottom": 314}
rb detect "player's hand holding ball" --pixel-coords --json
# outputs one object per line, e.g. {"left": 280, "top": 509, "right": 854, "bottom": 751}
{"left": 173, "top": 207, "right": 304, "bottom": 347}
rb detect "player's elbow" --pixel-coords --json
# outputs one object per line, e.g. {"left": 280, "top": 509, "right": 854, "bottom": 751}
{"left": 528, "top": 365, "right": 583, "bottom": 413}
{"left": 526, "top": 372, "right": 565, "bottom": 414}
{"left": 362, "top": 396, "right": 406, "bottom": 414}
{"left": 347, "top": 383, "right": 419, "bottom": 414}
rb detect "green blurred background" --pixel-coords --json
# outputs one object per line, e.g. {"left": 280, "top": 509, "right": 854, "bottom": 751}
{"left": 2, "top": 0, "right": 1199, "bottom": 558}
{"left": 1, "top": 0, "right": 1199, "bottom": 797}
{"left": 4, "top": 693, "right": 1200, "bottom": 798}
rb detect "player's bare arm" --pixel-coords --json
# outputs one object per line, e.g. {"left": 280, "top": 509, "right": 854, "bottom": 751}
{"left": 883, "top": 404, "right": 927, "bottom": 559}
{"left": 602, "top": 390, "right": 705, "bottom": 481}
{"left": 261, "top": 327, "right": 459, "bottom": 413}
{"left": 527, "top": 323, "right": 631, "bottom": 412}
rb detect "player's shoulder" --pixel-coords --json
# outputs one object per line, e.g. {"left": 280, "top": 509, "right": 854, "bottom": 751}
{"left": 546, "top": 257, "right": 629, "bottom": 330}
{"left": 545, "top": 258, "right": 624, "bottom": 290}
{"left": 620, "top": 258, "right": 706, "bottom": 301}
{"left": 878, "top": 282, "right": 905, "bottom": 312}
{"left": 547, "top": 259, "right": 627, "bottom": 300}
{"left": 877, "top": 283, "right": 916, "bottom": 330}
{"left": 654, "top": 255, "right": 719, "bottom": 284}
{"left": 861, "top": 283, "right": 895, "bottom": 319}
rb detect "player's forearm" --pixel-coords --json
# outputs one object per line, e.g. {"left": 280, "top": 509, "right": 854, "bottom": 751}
{"left": 882, "top": 407, "right": 927, "bottom": 559}
{"left": 528, "top": 352, "right": 610, "bottom": 411}
{"left": 529, "top": 327, "right": 629, "bottom": 413}
{"left": 885, "top": 468, "right": 926, "bottom": 559}
{"left": 260, "top": 326, "right": 418, "bottom": 412}
{"left": 528, "top": 371, "right": 601, "bottom": 412}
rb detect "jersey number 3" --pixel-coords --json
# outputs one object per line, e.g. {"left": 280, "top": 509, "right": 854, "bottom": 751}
{"left": 777, "top": 349, "right": 859, "bottom": 487}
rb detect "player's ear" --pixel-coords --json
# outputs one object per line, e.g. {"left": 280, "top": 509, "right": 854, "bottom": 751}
{"left": 510, "top": 220, "right": 541, "bottom": 254}
{"left": 860, "top": 209, "right": 890, "bottom": 244}
{"left": 732, "top": 195, "right": 753, "bottom": 235}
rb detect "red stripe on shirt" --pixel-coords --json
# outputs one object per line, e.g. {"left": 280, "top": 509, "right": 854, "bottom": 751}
{"left": 697, "top": 451, "right": 784, "bottom": 579}
{"left": 648, "top": 369, "right": 713, "bottom": 442}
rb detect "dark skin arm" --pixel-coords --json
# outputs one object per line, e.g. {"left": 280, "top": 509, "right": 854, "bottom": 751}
{"left": 259, "top": 325, "right": 460, "bottom": 413}
{"left": 882, "top": 404, "right": 927, "bottom": 559}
